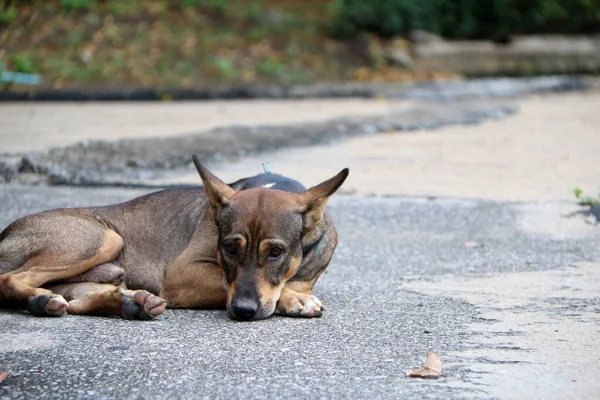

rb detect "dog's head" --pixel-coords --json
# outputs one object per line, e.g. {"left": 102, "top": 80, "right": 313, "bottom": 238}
{"left": 193, "top": 157, "right": 348, "bottom": 320}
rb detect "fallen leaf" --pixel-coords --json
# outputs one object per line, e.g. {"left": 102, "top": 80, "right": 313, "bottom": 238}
{"left": 0, "top": 371, "right": 8, "bottom": 384}
{"left": 406, "top": 352, "right": 442, "bottom": 379}
{"left": 461, "top": 241, "right": 481, "bottom": 249}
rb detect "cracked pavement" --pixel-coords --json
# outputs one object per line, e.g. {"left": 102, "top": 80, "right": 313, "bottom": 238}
{"left": 0, "top": 188, "right": 598, "bottom": 399}
{"left": 1, "top": 85, "right": 600, "bottom": 399}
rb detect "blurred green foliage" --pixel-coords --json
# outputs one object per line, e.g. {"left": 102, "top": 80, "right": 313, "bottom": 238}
{"left": 180, "top": 0, "right": 228, "bottom": 14}
{"left": 332, "top": 0, "right": 600, "bottom": 40}
{"left": 3, "top": 0, "right": 599, "bottom": 88}
{"left": 1, "top": 0, "right": 356, "bottom": 87}
{"left": 209, "top": 56, "right": 237, "bottom": 81}
{"left": 12, "top": 55, "right": 37, "bottom": 74}
{"left": 0, "top": 5, "right": 17, "bottom": 24}
{"left": 59, "top": 0, "right": 94, "bottom": 12}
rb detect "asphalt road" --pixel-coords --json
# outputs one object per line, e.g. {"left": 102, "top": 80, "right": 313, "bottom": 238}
{"left": 1, "top": 185, "right": 598, "bottom": 399}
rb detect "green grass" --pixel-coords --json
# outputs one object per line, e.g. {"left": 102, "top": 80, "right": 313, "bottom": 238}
{"left": 0, "top": 0, "right": 364, "bottom": 88}
{"left": 574, "top": 188, "right": 600, "bottom": 207}
{"left": 59, "top": 0, "right": 94, "bottom": 12}
{"left": 11, "top": 54, "right": 38, "bottom": 74}
{"left": 0, "top": 6, "right": 17, "bottom": 24}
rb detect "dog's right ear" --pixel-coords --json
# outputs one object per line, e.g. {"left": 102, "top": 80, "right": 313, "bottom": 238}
{"left": 298, "top": 168, "right": 349, "bottom": 234}
{"left": 193, "top": 155, "right": 236, "bottom": 218}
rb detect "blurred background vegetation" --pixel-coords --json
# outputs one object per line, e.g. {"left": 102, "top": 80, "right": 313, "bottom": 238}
{"left": 1, "top": 0, "right": 599, "bottom": 88}
{"left": 332, "top": 0, "right": 600, "bottom": 40}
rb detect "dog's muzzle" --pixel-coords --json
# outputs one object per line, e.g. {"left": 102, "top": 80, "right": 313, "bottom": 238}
{"left": 230, "top": 296, "right": 259, "bottom": 320}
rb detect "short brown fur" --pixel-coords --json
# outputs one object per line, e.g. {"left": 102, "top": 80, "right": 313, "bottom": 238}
{"left": 0, "top": 158, "right": 348, "bottom": 320}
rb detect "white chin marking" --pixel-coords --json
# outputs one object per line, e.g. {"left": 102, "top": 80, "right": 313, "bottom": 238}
{"left": 262, "top": 182, "right": 276, "bottom": 188}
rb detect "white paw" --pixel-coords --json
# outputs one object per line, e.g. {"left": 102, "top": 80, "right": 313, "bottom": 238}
{"left": 280, "top": 294, "right": 324, "bottom": 318}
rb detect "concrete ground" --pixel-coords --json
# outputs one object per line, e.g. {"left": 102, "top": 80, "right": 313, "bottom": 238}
{"left": 164, "top": 92, "right": 600, "bottom": 202}
{"left": 1, "top": 90, "right": 599, "bottom": 399}
{"left": 0, "top": 99, "right": 399, "bottom": 153}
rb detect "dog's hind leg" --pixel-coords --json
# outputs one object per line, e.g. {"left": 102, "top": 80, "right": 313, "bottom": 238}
{"left": 47, "top": 282, "right": 166, "bottom": 320}
{"left": 0, "top": 212, "right": 123, "bottom": 317}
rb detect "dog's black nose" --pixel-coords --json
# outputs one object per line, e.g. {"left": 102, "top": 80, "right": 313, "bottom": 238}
{"left": 231, "top": 297, "right": 259, "bottom": 320}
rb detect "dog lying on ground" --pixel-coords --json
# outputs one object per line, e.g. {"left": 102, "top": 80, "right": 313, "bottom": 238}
{"left": 0, "top": 157, "right": 349, "bottom": 321}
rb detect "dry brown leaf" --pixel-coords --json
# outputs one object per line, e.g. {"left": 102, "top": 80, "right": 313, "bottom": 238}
{"left": 0, "top": 371, "right": 8, "bottom": 384}
{"left": 405, "top": 352, "right": 443, "bottom": 379}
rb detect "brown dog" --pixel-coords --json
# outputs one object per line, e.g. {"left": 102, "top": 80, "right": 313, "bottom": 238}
{"left": 0, "top": 157, "right": 349, "bottom": 321}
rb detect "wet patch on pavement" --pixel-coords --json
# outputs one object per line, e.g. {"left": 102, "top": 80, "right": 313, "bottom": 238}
{"left": 403, "top": 263, "right": 600, "bottom": 399}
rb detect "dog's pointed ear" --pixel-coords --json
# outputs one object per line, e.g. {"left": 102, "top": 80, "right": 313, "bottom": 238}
{"left": 298, "top": 168, "right": 349, "bottom": 233}
{"left": 193, "top": 155, "right": 236, "bottom": 217}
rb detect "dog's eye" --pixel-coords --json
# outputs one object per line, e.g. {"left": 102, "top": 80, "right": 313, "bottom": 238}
{"left": 268, "top": 246, "right": 283, "bottom": 260}
{"left": 224, "top": 243, "right": 237, "bottom": 256}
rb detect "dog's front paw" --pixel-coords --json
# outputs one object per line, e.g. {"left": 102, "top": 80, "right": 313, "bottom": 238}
{"left": 121, "top": 289, "right": 166, "bottom": 320}
{"left": 277, "top": 291, "right": 324, "bottom": 318}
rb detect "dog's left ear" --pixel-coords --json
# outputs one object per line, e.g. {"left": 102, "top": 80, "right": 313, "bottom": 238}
{"left": 193, "top": 156, "right": 236, "bottom": 218}
{"left": 298, "top": 168, "right": 349, "bottom": 233}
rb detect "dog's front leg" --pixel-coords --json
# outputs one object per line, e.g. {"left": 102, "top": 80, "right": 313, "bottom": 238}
{"left": 277, "top": 282, "right": 324, "bottom": 318}
{"left": 161, "top": 260, "right": 227, "bottom": 309}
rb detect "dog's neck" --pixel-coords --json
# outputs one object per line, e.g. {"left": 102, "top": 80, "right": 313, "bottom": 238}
{"left": 302, "top": 232, "right": 325, "bottom": 259}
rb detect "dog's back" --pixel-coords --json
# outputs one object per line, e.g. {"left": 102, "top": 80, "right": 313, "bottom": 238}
{"left": 0, "top": 175, "right": 306, "bottom": 279}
